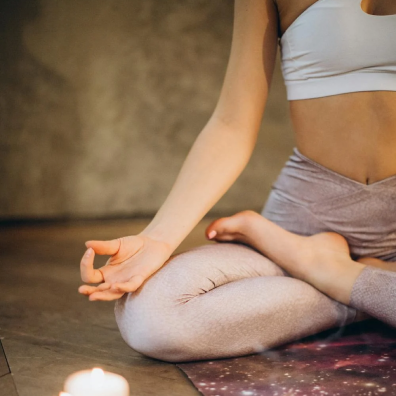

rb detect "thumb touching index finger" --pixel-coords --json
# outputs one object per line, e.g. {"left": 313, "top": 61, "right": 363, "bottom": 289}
{"left": 80, "top": 248, "right": 104, "bottom": 283}
{"left": 85, "top": 238, "right": 121, "bottom": 256}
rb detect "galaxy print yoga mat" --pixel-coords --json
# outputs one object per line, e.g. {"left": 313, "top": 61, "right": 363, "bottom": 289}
{"left": 176, "top": 320, "right": 396, "bottom": 396}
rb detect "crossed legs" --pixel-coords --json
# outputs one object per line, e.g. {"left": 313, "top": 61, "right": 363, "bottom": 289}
{"left": 115, "top": 235, "right": 361, "bottom": 362}
{"left": 206, "top": 210, "right": 396, "bottom": 327}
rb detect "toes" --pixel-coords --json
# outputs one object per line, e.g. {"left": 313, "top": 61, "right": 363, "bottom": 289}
{"left": 205, "top": 211, "right": 261, "bottom": 241}
{"left": 206, "top": 218, "right": 225, "bottom": 239}
{"left": 206, "top": 220, "right": 233, "bottom": 240}
{"left": 207, "top": 230, "right": 217, "bottom": 240}
{"left": 206, "top": 216, "right": 240, "bottom": 239}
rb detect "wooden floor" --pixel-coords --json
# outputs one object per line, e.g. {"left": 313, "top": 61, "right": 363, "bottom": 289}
{"left": 0, "top": 218, "right": 217, "bottom": 396}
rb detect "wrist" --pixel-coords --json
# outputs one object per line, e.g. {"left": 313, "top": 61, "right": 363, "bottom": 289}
{"left": 139, "top": 225, "right": 182, "bottom": 255}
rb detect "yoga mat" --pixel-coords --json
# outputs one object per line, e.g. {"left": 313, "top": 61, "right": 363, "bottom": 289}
{"left": 177, "top": 320, "right": 396, "bottom": 396}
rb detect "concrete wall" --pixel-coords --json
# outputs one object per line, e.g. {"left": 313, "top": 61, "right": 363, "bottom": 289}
{"left": 0, "top": 0, "right": 295, "bottom": 220}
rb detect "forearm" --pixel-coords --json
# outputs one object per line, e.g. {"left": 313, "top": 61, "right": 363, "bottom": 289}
{"left": 140, "top": 115, "right": 258, "bottom": 252}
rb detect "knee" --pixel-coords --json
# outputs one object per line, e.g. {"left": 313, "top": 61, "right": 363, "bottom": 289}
{"left": 113, "top": 242, "right": 266, "bottom": 362}
{"left": 114, "top": 292, "right": 190, "bottom": 363}
{"left": 113, "top": 250, "right": 204, "bottom": 362}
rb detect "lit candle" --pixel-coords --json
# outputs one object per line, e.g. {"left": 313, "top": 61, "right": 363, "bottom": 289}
{"left": 64, "top": 368, "right": 129, "bottom": 396}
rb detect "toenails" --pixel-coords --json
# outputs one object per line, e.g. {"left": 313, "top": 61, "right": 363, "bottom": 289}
{"left": 207, "top": 230, "right": 217, "bottom": 240}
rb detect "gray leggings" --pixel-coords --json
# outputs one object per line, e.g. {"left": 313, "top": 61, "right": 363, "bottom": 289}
{"left": 115, "top": 148, "right": 396, "bottom": 363}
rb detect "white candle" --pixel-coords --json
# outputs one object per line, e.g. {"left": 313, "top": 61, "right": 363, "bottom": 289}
{"left": 64, "top": 368, "right": 129, "bottom": 396}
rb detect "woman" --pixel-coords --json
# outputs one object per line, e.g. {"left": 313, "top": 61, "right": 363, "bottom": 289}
{"left": 78, "top": 0, "right": 396, "bottom": 362}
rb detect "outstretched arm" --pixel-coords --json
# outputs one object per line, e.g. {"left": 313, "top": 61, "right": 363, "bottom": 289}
{"left": 79, "top": 0, "right": 279, "bottom": 301}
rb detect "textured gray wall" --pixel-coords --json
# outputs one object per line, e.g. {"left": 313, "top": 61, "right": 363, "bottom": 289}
{"left": 0, "top": 0, "right": 295, "bottom": 220}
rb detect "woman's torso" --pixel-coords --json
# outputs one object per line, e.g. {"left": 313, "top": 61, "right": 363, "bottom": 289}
{"left": 275, "top": 0, "right": 396, "bottom": 185}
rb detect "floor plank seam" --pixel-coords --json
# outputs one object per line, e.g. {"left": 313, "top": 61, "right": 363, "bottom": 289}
{"left": 0, "top": 340, "right": 11, "bottom": 378}
{"left": 0, "top": 339, "right": 19, "bottom": 395}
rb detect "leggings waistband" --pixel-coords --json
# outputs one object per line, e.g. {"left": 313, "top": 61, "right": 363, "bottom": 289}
{"left": 262, "top": 148, "right": 396, "bottom": 261}
{"left": 292, "top": 147, "right": 396, "bottom": 190}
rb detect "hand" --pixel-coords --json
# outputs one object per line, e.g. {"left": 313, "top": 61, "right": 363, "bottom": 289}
{"left": 78, "top": 234, "right": 172, "bottom": 301}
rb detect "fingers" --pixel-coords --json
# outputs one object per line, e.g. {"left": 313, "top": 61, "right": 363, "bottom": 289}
{"left": 79, "top": 274, "right": 145, "bottom": 300}
{"left": 78, "top": 278, "right": 141, "bottom": 300}
{"left": 80, "top": 248, "right": 104, "bottom": 283}
{"left": 78, "top": 283, "right": 124, "bottom": 301}
{"left": 78, "top": 282, "right": 111, "bottom": 295}
{"left": 85, "top": 238, "right": 121, "bottom": 256}
{"left": 110, "top": 275, "right": 144, "bottom": 293}
{"left": 88, "top": 289, "right": 125, "bottom": 301}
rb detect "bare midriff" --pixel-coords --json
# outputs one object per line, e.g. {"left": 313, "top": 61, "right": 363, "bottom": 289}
{"left": 290, "top": 92, "right": 396, "bottom": 185}
{"left": 275, "top": 0, "right": 396, "bottom": 185}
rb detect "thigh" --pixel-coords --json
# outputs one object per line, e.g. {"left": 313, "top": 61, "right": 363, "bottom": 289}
{"left": 115, "top": 242, "right": 289, "bottom": 344}
{"left": 142, "top": 242, "right": 290, "bottom": 304}
{"left": 115, "top": 242, "right": 357, "bottom": 361}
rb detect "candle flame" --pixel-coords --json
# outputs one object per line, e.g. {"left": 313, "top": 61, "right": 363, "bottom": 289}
{"left": 91, "top": 367, "right": 105, "bottom": 388}
{"left": 91, "top": 368, "right": 104, "bottom": 378}
{"left": 59, "top": 393, "right": 72, "bottom": 396}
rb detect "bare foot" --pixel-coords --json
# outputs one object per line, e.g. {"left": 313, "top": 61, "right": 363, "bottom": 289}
{"left": 206, "top": 210, "right": 366, "bottom": 306}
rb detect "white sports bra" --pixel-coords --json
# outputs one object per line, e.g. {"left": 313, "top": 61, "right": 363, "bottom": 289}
{"left": 279, "top": 0, "right": 396, "bottom": 100}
